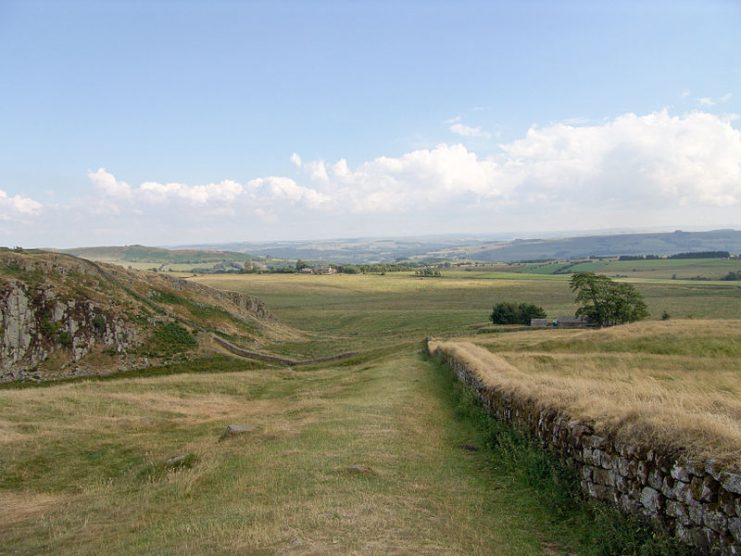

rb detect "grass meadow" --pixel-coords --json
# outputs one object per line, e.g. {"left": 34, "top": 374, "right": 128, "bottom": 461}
{"left": 1, "top": 269, "right": 738, "bottom": 553}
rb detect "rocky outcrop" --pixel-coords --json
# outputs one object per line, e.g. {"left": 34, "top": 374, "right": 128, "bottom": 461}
{"left": 427, "top": 340, "right": 741, "bottom": 555}
{"left": 165, "top": 277, "right": 271, "bottom": 319}
{"left": 0, "top": 249, "right": 277, "bottom": 381}
{"left": 1, "top": 280, "right": 137, "bottom": 378}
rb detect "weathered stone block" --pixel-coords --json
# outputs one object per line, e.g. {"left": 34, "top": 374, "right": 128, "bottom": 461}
{"left": 648, "top": 468, "right": 664, "bottom": 490}
{"left": 721, "top": 472, "right": 741, "bottom": 496}
{"left": 706, "top": 459, "right": 723, "bottom": 481}
{"left": 666, "top": 499, "right": 690, "bottom": 526}
{"left": 580, "top": 466, "right": 592, "bottom": 482}
{"left": 719, "top": 490, "right": 737, "bottom": 517}
{"left": 730, "top": 517, "right": 741, "bottom": 543}
{"left": 587, "top": 434, "right": 606, "bottom": 450}
{"left": 636, "top": 460, "right": 649, "bottom": 485}
{"left": 675, "top": 522, "right": 706, "bottom": 550}
{"left": 593, "top": 467, "right": 615, "bottom": 487}
{"left": 616, "top": 456, "right": 636, "bottom": 478}
{"left": 587, "top": 482, "right": 611, "bottom": 501}
{"left": 703, "top": 508, "right": 728, "bottom": 533}
{"left": 641, "top": 487, "right": 663, "bottom": 514}
{"left": 686, "top": 457, "right": 705, "bottom": 478}
{"left": 661, "top": 476, "right": 675, "bottom": 499}
{"left": 620, "top": 494, "right": 639, "bottom": 514}
{"left": 688, "top": 501, "right": 704, "bottom": 526}
{"left": 691, "top": 475, "right": 717, "bottom": 503}
{"left": 614, "top": 473, "right": 629, "bottom": 493}
{"left": 671, "top": 462, "right": 692, "bottom": 483}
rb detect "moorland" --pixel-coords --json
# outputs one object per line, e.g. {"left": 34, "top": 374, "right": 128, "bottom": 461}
{"left": 2, "top": 251, "right": 740, "bottom": 553}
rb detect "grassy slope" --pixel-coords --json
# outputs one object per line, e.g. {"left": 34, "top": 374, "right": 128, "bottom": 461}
{"left": 0, "top": 353, "right": 577, "bottom": 555}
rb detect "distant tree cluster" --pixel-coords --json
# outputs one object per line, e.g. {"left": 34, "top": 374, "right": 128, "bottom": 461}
{"left": 618, "top": 255, "right": 660, "bottom": 261}
{"left": 415, "top": 268, "right": 442, "bottom": 277}
{"left": 490, "top": 302, "right": 546, "bottom": 325}
{"left": 722, "top": 271, "right": 741, "bottom": 281}
{"left": 570, "top": 272, "right": 649, "bottom": 327}
{"left": 669, "top": 251, "right": 730, "bottom": 259}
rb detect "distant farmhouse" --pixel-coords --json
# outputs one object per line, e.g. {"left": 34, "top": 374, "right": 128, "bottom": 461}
{"left": 301, "top": 265, "right": 337, "bottom": 275}
{"left": 531, "top": 316, "right": 591, "bottom": 328}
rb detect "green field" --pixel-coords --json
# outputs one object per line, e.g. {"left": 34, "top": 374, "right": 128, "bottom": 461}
{"left": 2, "top": 269, "right": 734, "bottom": 553}
{"left": 195, "top": 271, "right": 741, "bottom": 358}
{"left": 470, "top": 257, "right": 741, "bottom": 280}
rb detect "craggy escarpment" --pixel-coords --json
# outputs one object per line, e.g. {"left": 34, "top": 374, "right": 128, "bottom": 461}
{"left": 0, "top": 249, "right": 279, "bottom": 381}
{"left": 1, "top": 280, "right": 136, "bottom": 377}
{"left": 427, "top": 340, "right": 741, "bottom": 555}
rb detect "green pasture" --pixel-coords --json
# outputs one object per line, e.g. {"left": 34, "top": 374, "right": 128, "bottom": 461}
{"left": 197, "top": 271, "right": 741, "bottom": 358}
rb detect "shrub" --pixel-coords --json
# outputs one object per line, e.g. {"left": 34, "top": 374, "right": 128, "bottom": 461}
{"left": 490, "top": 302, "right": 546, "bottom": 325}
{"left": 145, "top": 323, "right": 197, "bottom": 356}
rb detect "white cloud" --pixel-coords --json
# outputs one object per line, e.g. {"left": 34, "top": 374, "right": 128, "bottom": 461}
{"left": 447, "top": 116, "right": 492, "bottom": 139}
{"left": 88, "top": 168, "right": 132, "bottom": 199}
{"left": 246, "top": 176, "right": 330, "bottom": 208}
{"left": 697, "top": 93, "right": 732, "bottom": 107}
{"left": 290, "top": 152, "right": 302, "bottom": 168}
{"left": 0, "top": 189, "right": 43, "bottom": 219}
{"left": 89, "top": 171, "right": 329, "bottom": 210}
{"left": 89, "top": 110, "right": 741, "bottom": 220}
{"left": 8, "top": 109, "right": 740, "bottom": 246}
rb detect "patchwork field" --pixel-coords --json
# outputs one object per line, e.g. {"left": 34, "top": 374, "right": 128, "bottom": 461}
{"left": 1, "top": 269, "right": 739, "bottom": 553}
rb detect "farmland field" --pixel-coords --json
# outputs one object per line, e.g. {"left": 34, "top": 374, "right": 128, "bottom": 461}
{"left": 194, "top": 270, "right": 741, "bottom": 358}
{"left": 469, "top": 257, "right": 741, "bottom": 280}
{"left": 1, "top": 269, "right": 738, "bottom": 553}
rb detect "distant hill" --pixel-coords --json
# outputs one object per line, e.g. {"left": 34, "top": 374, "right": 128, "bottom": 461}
{"left": 450, "top": 229, "right": 741, "bottom": 262}
{"left": 58, "top": 229, "right": 741, "bottom": 266}
{"left": 0, "top": 249, "right": 296, "bottom": 380}
{"left": 60, "top": 244, "right": 253, "bottom": 264}
{"left": 181, "top": 229, "right": 741, "bottom": 263}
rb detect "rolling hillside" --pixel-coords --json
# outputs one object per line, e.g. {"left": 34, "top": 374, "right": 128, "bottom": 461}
{"left": 0, "top": 249, "right": 296, "bottom": 381}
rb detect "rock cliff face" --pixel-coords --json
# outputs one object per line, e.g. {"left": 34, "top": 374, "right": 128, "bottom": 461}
{"left": 1, "top": 280, "right": 137, "bottom": 377}
{"left": 0, "top": 249, "right": 275, "bottom": 381}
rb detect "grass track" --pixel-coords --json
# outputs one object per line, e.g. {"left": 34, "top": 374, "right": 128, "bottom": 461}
{"left": 0, "top": 352, "right": 587, "bottom": 554}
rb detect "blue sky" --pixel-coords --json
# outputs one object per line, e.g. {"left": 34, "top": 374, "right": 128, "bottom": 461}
{"left": 1, "top": 1, "right": 740, "bottom": 247}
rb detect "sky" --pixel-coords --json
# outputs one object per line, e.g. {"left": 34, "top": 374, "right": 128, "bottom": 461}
{"left": 1, "top": 0, "right": 740, "bottom": 248}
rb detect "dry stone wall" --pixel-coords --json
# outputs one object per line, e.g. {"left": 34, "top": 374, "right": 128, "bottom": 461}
{"left": 427, "top": 341, "right": 741, "bottom": 555}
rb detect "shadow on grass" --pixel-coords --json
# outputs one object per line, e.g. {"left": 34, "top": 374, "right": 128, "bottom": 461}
{"left": 0, "top": 355, "right": 267, "bottom": 391}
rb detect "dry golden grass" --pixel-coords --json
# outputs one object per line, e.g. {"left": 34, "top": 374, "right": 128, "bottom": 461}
{"left": 430, "top": 319, "right": 741, "bottom": 464}
{"left": 0, "top": 355, "right": 566, "bottom": 555}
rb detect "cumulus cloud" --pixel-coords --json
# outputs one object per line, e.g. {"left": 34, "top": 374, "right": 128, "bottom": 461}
{"left": 89, "top": 170, "right": 329, "bottom": 211}
{"left": 0, "top": 189, "right": 42, "bottom": 219}
{"left": 447, "top": 116, "right": 492, "bottom": 139}
{"left": 89, "top": 109, "right": 741, "bottom": 221}
{"left": 19, "top": 108, "right": 733, "bottom": 247}
{"left": 288, "top": 110, "right": 741, "bottom": 213}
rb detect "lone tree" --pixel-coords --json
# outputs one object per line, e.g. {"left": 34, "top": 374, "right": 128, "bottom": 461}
{"left": 490, "top": 302, "right": 546, "bottom": 325}
{"left": 569, "top": 272, "right": 649, "bottom": 327}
